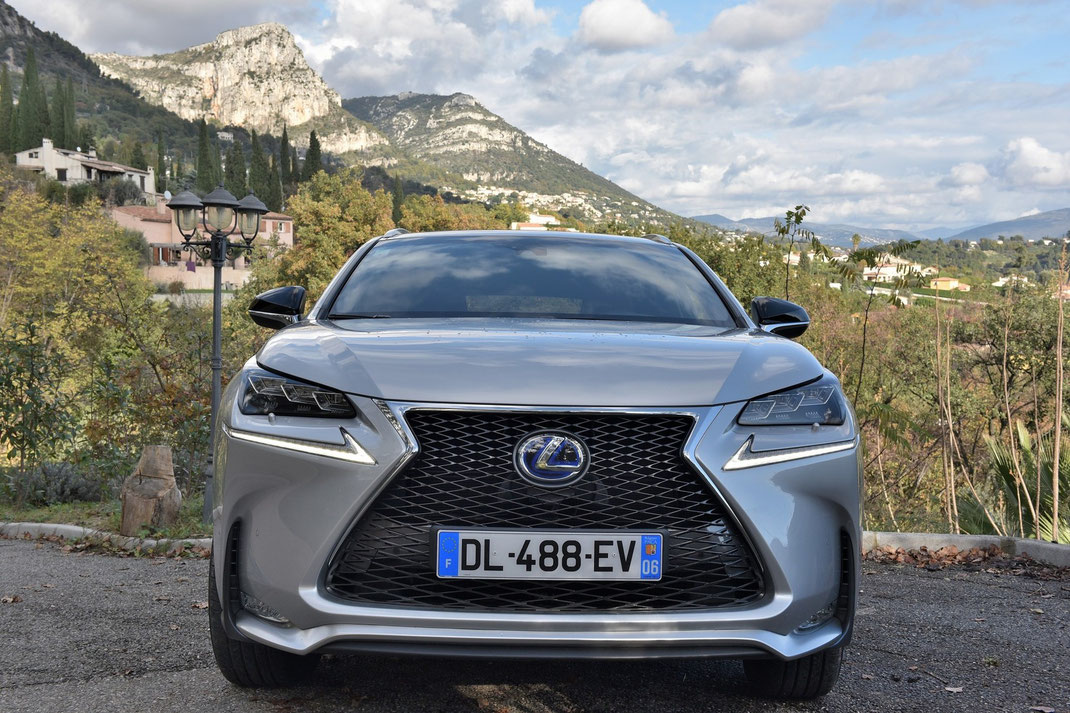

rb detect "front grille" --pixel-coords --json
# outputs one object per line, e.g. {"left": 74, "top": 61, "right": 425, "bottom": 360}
{"left": 325, "top": 410, "right": 764, "bottom": 612}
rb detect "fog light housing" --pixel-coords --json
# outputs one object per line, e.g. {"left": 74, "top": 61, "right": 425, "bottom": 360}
{"left": 795, "top": 601, "right": 837, "bottom": 633}
{"left": 240, "top": 591, "right": 291, "bottom": 625}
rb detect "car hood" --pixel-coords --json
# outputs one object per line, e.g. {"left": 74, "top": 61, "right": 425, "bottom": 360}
{"left": 255, "top": 318, "right": 824, "bottom": 407}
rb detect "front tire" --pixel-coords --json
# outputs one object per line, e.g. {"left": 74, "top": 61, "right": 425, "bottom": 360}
{"left": 208, "top": 555, "right": 319, "bottom": 687}
{"left": 743, "top": 646, "right": 843, "bottom": 700}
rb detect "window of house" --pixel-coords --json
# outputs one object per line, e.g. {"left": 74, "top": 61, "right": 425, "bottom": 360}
{"left": 85, "top": 167, "right": 93, "bottom": 179}
{"left": 140, "top": 176, "right": 145, "bottom": 190}
{"left": 56, "top": 168, "right": 67, "bottom": 182}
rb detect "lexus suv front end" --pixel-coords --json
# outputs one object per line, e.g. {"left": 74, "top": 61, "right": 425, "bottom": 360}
{"left": 208, "top": 230, "right": 861, "bottom": 700}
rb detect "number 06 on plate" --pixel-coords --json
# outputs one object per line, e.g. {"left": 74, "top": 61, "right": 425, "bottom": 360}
{"left": 436, "top": 529, "right": 664, "bottom": 581}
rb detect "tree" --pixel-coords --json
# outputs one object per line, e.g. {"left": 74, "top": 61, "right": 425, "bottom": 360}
{"left": 290, "top": 147, "right": 299, "bottom": 184}
{"left": 773, "top": 205, "right": 827, "bottom": 301}
{"left": 15, "top": 47, "right": 49, "bottom": 151}
{"left": 391, "top": 174, "right": 404, "bottom": 224}
{"left": 301, "top": 130, "right": 321, "bottom": 182}
{"left": 49, "top": 77, "right": 67, "bottom": 149}
{"left": 130, "top": 141, "right": 147, "bottom": 171}
{"left": 76, "top": 123, "right": 94, "bottom": 153}
{"left": 266, "top": 153, "right": 283, "bottom": 212}
{"left": 210, "top": 139, "right": 223, "bottom": 190}
{"left": 63, "top": 78, "right": 77, "bottom": 150}
{"left": 223, "top": 141, "right": 247, "bottom": 198}
{"left": 0, "top": 65, "right": 13, "bottom": 154}
{"left": 195, "top": 119, "right": 214, "bottom": 192}
{"left": 279, "top": 126, "right": 292, "bottom": 185}
{"left": 155, "top": 133, "right": 167, "bottom": 194}
{"left": 248, "top": 131, "right": 270, "bottom": 199}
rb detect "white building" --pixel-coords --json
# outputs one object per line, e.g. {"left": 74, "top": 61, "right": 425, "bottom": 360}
{"left": 15, "top": 138, "right": 156, "bottom": 196}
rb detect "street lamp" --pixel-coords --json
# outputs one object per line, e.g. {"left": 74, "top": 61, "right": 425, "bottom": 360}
{"left": 168, "top": 186, "right": 268, "bottom": 521}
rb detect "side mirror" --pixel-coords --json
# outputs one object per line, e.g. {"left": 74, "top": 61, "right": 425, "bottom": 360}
{"left": 750, "top": 297, "right": 810, "bottom": 339}
{"left": 248, "top": 286, "right": 306, "bottom": 330}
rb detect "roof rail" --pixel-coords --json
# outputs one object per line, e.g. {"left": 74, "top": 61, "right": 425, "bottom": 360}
{"left": 381, "top": 228, "right": 409, "bottom": 238}
{"left": 642, "top": 233, "right": 672, "bottom": 244}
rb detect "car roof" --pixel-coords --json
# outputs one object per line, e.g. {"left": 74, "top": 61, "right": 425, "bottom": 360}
{"left": 376, "top": 229, "right": 675, "bottom": 247}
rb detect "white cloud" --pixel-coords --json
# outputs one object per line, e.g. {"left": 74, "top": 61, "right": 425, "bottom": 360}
{"left": 576, "top": 0, "right": 674, "bottom": 52}
{"left": 949, "top": 162, "right": 990, "bottom": 186}
{"left": 998, "top": 137, "right": 1070, "bottom": 187}
{"left": 709, "top": 0, "right": 835, "bottom": 50}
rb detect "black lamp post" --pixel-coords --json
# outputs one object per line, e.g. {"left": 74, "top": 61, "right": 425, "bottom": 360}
{"left": 169, "top": 186, "right": 268, "bottom": 521}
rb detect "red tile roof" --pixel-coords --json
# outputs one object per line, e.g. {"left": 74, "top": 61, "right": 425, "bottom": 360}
{"left": 112, "top": 205, "right": 171, "bottom": 223}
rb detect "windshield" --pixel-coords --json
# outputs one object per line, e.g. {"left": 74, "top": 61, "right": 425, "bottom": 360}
{"left": 328, "top": 234, "right": 737, "bottom": 327}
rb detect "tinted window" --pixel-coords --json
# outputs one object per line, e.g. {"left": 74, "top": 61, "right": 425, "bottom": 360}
{"left": 328, "top": 235, "right": 736, "bottom": 327}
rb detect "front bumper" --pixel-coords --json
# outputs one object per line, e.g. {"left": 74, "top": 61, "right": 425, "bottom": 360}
{"left": 213, "top": 390, "right": 861, "bottom": 661}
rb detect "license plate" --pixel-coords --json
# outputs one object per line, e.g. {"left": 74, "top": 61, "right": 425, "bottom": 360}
{"left": 435, "top": 529, "right": 664, "bottom": 581}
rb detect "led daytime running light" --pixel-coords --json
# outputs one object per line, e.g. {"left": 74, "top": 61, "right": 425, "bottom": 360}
{"left": 724, "top": 437, "right": 855, "bottom": 471}
{"left": 224, "top": 426, "right": 375, "bottom": 465}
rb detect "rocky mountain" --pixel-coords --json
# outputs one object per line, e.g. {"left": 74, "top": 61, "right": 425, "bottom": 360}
{"left": 946, "top": 208, "right": 1070, "bottom": 241}
{"left": 343, "top": 92, "right": 668, "bottom": 223}
{"left": 693, "top": 213, "right": 923, "bottom": 248}
{"left": 91, "top": 23, "right": 388, "bottom": 158}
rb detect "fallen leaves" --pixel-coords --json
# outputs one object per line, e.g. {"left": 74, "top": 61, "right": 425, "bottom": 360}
{"left": 864, "top": 544, "right": 1070, "bottom": 579}
{"left": 191, "top": 601, "right": 208, "bottom": 610}
{"left": 1, "top": 594, "right": 23, "bottom": 604}
{"left": 945, "top": 686, "right": 964, "bottom": 693}
{"left": 1029, "top": 706, "right": 1055, "bottom": 713}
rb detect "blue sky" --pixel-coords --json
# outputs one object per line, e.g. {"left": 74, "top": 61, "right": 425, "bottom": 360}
{"left": 15, "top": 0, "right": 1070, "bottom": 230}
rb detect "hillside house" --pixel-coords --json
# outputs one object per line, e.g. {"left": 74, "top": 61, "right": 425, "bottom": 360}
{"left": 930, "top": 277, "right": 971, "bottom": 292}
{"left": 15, "top": 138, "right": 156, "bottom": 197}
{"left": 111, "top": 199, "right": 293, "bottom": 290}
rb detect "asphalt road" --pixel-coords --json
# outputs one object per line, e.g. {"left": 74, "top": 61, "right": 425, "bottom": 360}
{"left": 1, "top": 537, "right": 1067, "bottom": 713}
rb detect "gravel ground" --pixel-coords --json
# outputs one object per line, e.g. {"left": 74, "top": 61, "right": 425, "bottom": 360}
{"left": 0, "top": 537, "right": 1067, "bottom": 713}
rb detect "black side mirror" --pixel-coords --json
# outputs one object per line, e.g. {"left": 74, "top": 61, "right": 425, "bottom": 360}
{"left": 248, "top": 286, "right": 306, "bottom": 330}
{"left": 750, "top": 297, "right": 810, "bottom": 339}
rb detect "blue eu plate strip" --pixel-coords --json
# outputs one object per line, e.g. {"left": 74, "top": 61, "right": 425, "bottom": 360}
{"left": 640, "top": 534, "right": 662, "bottom": 580}
{"left": 438, "top": 531, "right": 460, "bottom": 577}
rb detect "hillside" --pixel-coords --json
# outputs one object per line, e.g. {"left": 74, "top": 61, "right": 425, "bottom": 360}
{"left": 693, "top": 213, "right": 922, "bottom": 248}
{"left": 0, "top": 0, "right": 200, "bottom": 152}
{"left": 91, "top": 23, "right": 389, "bottom": 158}
{"left": 342, "top": 92, "right": 669, "bottom": 223}
{"left": 946, "top": 208, "right": 1070, "bottom": 241}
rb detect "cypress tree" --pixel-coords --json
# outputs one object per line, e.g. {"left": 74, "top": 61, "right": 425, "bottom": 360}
{"left": 223, "top": 140, "right": 247, "bottom": 198}
{"left": 279, "top": 126, "right": 291, "bottom": 184}
{"left": 392, "top": 175, "right": 404, "bottom": 224}
{"left": 50, "top": 77, "right": 66, "bottom": 148}
{"left": 155, "top": 132, "right": 167, "bottom": 193}
{"left": 172, "top": 154, "right": 183, "bottom": 186}
{"left": 0, "top": 65, "right": 12, "bottom": 154}
{"left": 210, "top": 139, "right": 223, "bottom": 189}
{"left": 302, "top": 130, "right": 321, "bottom": 181}
{"left": 76, "top": 123, "right": 94, "bottom": 154}
{"left": 266, "top": 153, "right": 283, "bottom": 212}
{"left": 16, "top": 47, "right": 47, "bottom": 151}
{"left": 130, "top": 141, "right": 147, "bottom": 171}
{"left": 290, "top": 147, "right": 299, "bottom": 184}
{"left": 248, "top": 131, "right": 270, "bottom": 199}
{"left": 195, "top": 119, "right": 214, "bottom": 192}
{"left": 64, "top": 78, "right": 77, "bottom": 150}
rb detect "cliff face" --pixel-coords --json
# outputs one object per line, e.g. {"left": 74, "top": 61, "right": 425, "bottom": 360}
{"left": 91, "top": 23, "right": 387, "bottom": 155}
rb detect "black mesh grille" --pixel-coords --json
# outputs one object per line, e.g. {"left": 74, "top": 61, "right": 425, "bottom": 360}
{"left": 325, "top": 410, "right": 764, "bottom": 612}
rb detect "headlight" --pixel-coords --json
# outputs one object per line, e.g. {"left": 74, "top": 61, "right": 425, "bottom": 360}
{"left": 239, "top": 369, "right": 356, "bottom": 418}
{"left": 737, "top": 376, "right": 846, "bottom": 426}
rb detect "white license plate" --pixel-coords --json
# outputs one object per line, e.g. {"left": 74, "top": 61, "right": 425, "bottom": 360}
{"left": 435, "top": 529, "right": 664, "bottom": 581}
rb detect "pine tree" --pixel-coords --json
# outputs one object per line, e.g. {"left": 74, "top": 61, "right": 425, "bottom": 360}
{"left": 266, "top": 153, "right": 283, "bottom": 212}
{"left": 224, "top": 141, "right": 247, "bottom": 197}
{"left": 248, "top": 131, "right": 270, "bottom": 200}
{"left": 195, "top": 119, "right": 214, "bottom": 192}
{"left": 63, "top": 78, "right": 77, "bottom": 150}
{"left": 130, "top": 141, "right": 147, "bottom": 170}
{"left": 155, "top": 132, "right": 167, "bottom": 193}
{"left": 392, "top": 175, "right": 405, "bottom": 224}
{"left": 279, "top": 126, "right": 291, "bottom": 184}
{"left": 0, "top": 65, "right": 12, "bottom": 154}
{"left": 49, "top": 77, "right": 66, "bottom": 148}
{"left": 302, "top": 130, "right": 322, "bottom": 181}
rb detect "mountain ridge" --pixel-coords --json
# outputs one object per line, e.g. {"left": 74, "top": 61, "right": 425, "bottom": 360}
{"left": 692, "top": 214, "right": 922, "bottom": 248}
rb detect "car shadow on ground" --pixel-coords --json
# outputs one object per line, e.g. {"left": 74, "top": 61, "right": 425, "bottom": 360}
{"left": 251, "top": 655, "right": 806, "bottom": 713}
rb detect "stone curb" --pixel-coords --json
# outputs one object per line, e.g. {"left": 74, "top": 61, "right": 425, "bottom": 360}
{"left": 862, "top": 530, "right": 1070, "bottom": 568}
{"left": 0, "top": 522, "right": 211, "bottom": 553}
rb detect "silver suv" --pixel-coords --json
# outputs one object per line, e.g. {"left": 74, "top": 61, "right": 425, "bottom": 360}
{"left": 209, "top": 230, "right": 860, "bottom": 700}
